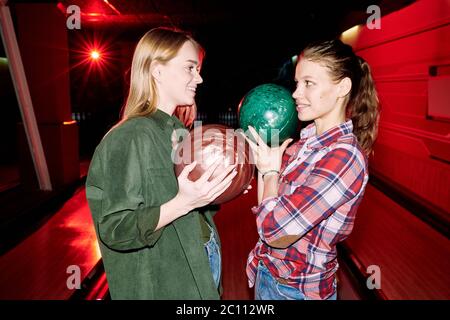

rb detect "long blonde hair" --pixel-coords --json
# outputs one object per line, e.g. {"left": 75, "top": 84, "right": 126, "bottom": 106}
{"left": 120, "top": 27, "right": 204, "bottom": 122}
{"left": 302, "top": 39, "right": 379, "bottom": 156}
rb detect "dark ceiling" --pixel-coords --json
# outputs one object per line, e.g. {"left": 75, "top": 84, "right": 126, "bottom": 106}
{"left": 55, "top": 0, "right": 413, "bottom": 31}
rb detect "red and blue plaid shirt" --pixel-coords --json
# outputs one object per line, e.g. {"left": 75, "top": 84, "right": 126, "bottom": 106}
{"left": 246, "top": 120, "right": 369, "bottom": 300}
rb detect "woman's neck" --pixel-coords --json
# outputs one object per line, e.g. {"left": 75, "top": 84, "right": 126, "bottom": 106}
{"left": 314, "top": 101, "right": 347, "bottom": 135}
{"left": 314, "top": 113, "right": 346, "bottom": 136}
{"left": 157, "top": 104, "right": 177, "bottom": 116}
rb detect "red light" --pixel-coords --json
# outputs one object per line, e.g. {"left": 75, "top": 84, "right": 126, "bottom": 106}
{"left": 69, "top": 33, "right": 120, "bottom": 82}
{"left": 90, "top": 50, "right": 100, "bottom": 60}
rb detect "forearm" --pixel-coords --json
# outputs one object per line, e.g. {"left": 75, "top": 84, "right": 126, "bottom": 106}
{"left": 262, "top": 173, "right": 279, "bottom": 200}
{"left": 258, "top": 170, "right": 280, "bottom": 205}
{"left": 157, "top": 195, "right": 194, "bottom": 230}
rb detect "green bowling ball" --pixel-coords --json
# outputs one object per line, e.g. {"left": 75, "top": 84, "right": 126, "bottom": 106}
{"left": 238, "top": 83, "right": 298, "bottom": 146}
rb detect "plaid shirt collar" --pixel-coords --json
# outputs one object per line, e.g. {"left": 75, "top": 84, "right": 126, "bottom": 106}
{"left": 300, "top": 120, "right": 354, "bottom": 151}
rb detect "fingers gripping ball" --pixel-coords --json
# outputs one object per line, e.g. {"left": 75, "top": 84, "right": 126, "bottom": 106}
{"left": 173, "top": 124, "right": 255, "bottom": 204}
{"left": 238, "top": 83, "right": 298, "bottom": 146}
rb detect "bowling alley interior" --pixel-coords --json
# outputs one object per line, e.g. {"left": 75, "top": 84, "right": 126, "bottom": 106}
{"left": 0, "top": 0, "right": 449, "bottom": 301}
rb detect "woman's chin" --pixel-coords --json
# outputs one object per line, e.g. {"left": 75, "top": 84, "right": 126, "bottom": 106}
{"left": 182, "top": 98, "right": 195, "bottom": 106}
{"left": 298, "top": 114, "right": 311, "bottom": 122}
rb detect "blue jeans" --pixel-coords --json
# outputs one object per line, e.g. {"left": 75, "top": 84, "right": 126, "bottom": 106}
{"left": 255, "top": 261, "right": 337, "bottom": 300}
{"left": 204, "top": 225, "right": 221, "bottom": 289}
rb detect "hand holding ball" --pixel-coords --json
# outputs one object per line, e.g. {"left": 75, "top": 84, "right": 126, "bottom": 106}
{"left": 173, "top": 124, "right": 255, "bottom": 204}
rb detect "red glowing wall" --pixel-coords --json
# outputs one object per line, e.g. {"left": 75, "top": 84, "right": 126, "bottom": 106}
{"left": 345, "top": 0, "right": 450, "bottom": 214}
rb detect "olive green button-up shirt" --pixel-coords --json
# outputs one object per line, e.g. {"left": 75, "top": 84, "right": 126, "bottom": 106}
{"left": 86, "top": 109, "right": 220, "bottom": 299}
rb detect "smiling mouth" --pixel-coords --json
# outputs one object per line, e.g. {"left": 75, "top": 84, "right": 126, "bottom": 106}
{"left": 296, "top": 105, "right": 309, "bottom": 111}
{"left": 187, "top": 86, "right": 196, "bottom": 92}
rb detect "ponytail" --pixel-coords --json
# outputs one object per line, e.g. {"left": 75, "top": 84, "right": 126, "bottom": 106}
{"left": 348, "top": 57, "right": 379, "bottom": 155}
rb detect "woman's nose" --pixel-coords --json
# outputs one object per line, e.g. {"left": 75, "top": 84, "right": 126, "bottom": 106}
{"left": 195, "top": 71, "right": 203, "bottom": 84}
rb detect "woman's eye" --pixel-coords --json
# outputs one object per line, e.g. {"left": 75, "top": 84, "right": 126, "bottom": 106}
{"left": 305, "top": 80, "right": 313, "bottom": 87}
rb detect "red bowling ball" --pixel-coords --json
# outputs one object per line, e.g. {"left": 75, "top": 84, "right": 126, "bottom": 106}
{"left": 173, "top": 124, "right": 255, "bottom": 204}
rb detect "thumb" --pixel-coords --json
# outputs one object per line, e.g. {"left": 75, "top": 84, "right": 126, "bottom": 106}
{"left": 280, "top": 138, "right": 293, "bottom": 152}
{"left": 179, "top": 161, "right": 197, "bottom": 179}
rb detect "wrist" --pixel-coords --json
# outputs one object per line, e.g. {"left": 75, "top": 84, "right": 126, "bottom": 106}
{"left": 261, "top": 169, "right": 280, "bottom": 180}
{"left": 167, "top": 194, "right": 193, "bottom": 217}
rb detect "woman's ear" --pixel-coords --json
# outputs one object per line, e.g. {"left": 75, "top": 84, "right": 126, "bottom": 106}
{"left": 150, "top": 62, "right": 162, "bottom": 82}
{"left": 338, "top": 77, "right": 352, "bottom": 98}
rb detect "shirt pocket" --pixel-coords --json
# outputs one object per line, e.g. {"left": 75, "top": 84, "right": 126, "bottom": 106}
{"left": 146, "top": 167, "right": 178, "bottom": 205}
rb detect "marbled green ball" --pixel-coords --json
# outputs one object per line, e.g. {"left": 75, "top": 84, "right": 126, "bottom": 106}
{"left": 238, "top": 83, "right": 298, "bottom": 146}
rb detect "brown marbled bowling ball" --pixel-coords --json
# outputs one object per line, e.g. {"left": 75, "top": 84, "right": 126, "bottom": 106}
{"left": 173, "top": 124, "right": 255, "bottom": 204}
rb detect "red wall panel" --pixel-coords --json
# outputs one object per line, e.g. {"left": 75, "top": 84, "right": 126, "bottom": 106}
{"left": 343, "top": 0, "right": 450, "bottom": 214}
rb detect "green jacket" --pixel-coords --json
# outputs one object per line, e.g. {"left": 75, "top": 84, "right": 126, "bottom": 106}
{"left": 85, "top": 110, "right": 221, "bottom": 300}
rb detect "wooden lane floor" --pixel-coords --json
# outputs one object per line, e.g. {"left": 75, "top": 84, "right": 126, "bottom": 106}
{"left": 345, "top": 185, "right": 450, "bottom": 299}
{"left": 0, "top": 187, "right": 101, "bottom": 299}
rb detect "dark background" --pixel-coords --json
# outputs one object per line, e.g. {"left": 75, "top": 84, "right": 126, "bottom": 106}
{"left": 56, "top": 0, "right": 414, "bottom": 155}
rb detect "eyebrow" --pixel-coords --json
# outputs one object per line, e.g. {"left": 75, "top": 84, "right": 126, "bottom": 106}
{"left": 300, "top": 75, "right": 315, "bottom": 79}
{"left": 186, "top": 59, "right": 199, "bottom": 65}
{"left": 295, "top": 75, "right": 315, "bottom": 81}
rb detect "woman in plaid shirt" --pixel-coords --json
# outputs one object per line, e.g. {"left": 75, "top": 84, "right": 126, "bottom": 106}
{"left": 245, "top": 39, "right": 379, "bottom": 300}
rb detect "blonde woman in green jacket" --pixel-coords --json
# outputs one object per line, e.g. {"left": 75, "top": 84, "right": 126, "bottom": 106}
{"left": 86, "top": 28, "right": 237, "bottom": 299}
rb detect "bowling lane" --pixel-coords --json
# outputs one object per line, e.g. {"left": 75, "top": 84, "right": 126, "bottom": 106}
{"left": 0, "top": 186, "right": 101, "bottom": 299}
{"left": 215, "top": 178, "right": 259, "bottom": 299}
{"left": 344, "top": 184, "right": 450, "bottom": 299}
